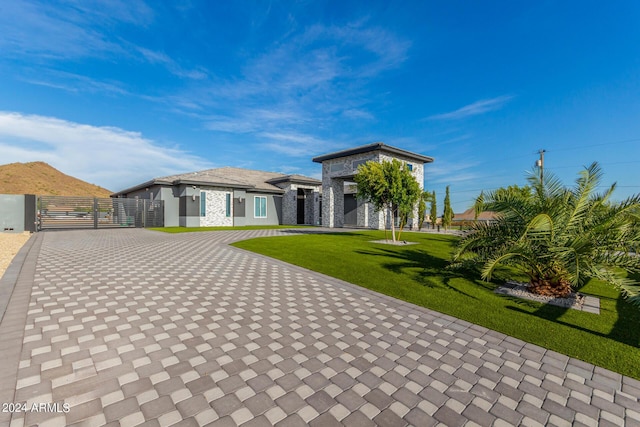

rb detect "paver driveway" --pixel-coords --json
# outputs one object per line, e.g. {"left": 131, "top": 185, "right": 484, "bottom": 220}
{"left": 1, "top": 229, "right": 639, "bottom": 427}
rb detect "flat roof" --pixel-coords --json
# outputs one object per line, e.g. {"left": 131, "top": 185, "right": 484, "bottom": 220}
{"left": 312, "top": 142, "right": 434, "bottom": 164}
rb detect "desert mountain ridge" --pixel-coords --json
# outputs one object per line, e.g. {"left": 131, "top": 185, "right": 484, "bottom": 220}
{"left": 0, "top": 161, "right": 112, "bottom": 197}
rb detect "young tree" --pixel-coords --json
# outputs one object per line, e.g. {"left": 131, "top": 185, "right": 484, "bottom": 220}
{"left": 442, "top": 186, "right": 453, "bottom": 230}
{"left": 354, "top": 159, "right": 421, "bottom": 242}
{"left": 453, "top": 163, "right": 640, "bottom": 303}
{"left": 429, "top": 191, "right": 437, "bottom": 229}
{"left": 418, "top": 191, "right": 432, "bottom": 229}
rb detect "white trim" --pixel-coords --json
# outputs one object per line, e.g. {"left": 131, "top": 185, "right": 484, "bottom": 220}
{"left": 225, "top": 192, "right": 232, "bottom": 217}
{"left": 254, "top": 196, "right": 267, "bottom": 218}
{"left": 200, "top": 191, "right": 206, "bottom": 217}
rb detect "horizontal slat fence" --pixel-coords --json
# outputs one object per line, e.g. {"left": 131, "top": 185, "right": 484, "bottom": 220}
{"left": 38, "top": 196, "right": 163, "bottom": 230}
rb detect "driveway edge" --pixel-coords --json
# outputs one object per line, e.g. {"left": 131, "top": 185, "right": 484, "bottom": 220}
{"left": 0, "top": 232, "right": 43, "bottom": 425}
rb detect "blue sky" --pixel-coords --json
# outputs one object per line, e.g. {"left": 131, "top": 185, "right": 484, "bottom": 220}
{"left": 1, "top": 1, "right": 640, "bottom": 214}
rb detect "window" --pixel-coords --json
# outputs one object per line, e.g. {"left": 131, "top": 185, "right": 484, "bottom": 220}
{"left": 352, "top": 159, "right": 368, "bottom": 170}
{"left": 225, "top": 193, "right": 231, "bottom": 217}
{"left": 254, "top": 196, "right": 267, "bottom": 218}
{"left": 407, "top": 163, "right": 413, "bottom": 171}
{"left": 200, "top": 191, "right": 206, "bottom": 217}
{"left": 330, "top": 162, "right": 344, "bottom": 173}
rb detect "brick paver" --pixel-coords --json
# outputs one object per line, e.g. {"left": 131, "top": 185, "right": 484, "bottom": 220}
{"left": 0, "top": 228, "right": 638, "bottom": 426}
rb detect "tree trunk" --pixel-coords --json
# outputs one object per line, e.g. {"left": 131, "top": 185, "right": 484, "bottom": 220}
{"left": 528, "top": 276, "right": 572, "bottom": 298}
{"left": 390, "top": 206, "right": 396, "bottom": 242}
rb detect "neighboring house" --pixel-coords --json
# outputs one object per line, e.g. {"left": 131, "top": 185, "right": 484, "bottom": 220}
{"left": 111, "top": 167, "right": 321, "bottom": 227}
{"left": 452, "top": 207, "right": 499, "bottom": 225}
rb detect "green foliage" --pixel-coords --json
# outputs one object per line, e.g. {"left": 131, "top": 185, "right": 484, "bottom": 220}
{"left": 354, "top": 159, "right": 421, "bottom": 242}
{"left": 454, "top": 162, "right": 640, "bottom": 304}
{"left": 418, "top": 191, "right": 432, "bottom": 229}
{"left": 397, "top": 211, "right": 409, "bottom": 241}
{"left": 418, "top": 191, "right": 437, "bottom": 230}
{"left": 429, "top": 191, "right": 437, "bottom": 229}
{"left": 442, "top": 186, "right": 453, "bottom": 229}
{"left": 474, "top": 185, "right": 532, "bottom": 220}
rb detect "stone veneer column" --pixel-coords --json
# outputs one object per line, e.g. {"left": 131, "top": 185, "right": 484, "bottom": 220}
{"left": 332, "top": 179, "right": 344, "bottom": 228}
{"left": 303, "top": 189, "right": 316, "bottom": 225}
{"left": 321, "top": 177, "right": 333, "bottom": 228}
{"left": 281, "top": 185, "right": 297, "bottom": 225}
{"left": 356, "top": 197, "right": 367, "bottom": 228}
{"left": 312, "top": 190, "right": 320, "bottom": 226}
{"left": 321, "top": 177, "right": 345, "bottom": 228}
{"left": 411, "top": 204, "right": 420, "bottom": 230}
{"left": 369, "top": 205, "right": 385, "bottom": 230}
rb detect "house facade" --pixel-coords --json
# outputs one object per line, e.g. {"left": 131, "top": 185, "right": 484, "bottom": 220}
{"left": 112, "top": 143, "right": 433, "bottom": 229}
{"left": 111, "top": 167, "right": 322, "bottom": 227}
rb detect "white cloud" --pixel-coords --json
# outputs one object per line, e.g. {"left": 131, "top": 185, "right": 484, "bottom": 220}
{"left": 175, "top": 21, "right": 411, "bottom": 146}
{"left": 342, "top": 109, "right": 375, "bottom": 121}
{"left": 0, "top": 1, "right": 204, "bottom": 83}
{"left": 0, "top": 0, "right": 151, "bottom": 60}
{"left": 432, "top": 133, "right": 473, "bottom": 146}
{"left": 0, "top": 111, "right": 213, "bottom": 191}
{"left": 425, "top": 159, "right": 482, "bottom": 183}
{"left": 135, "top": 47, "right": 208, "bottom": 80}
{"left": 428, "top": 95, "right": 514, "bottom": 120}
{"left": 20, "top": 70, "right": 130, "bottom": 96}
{"left": 258, "top": 131, "right": 341, "bottom": 157}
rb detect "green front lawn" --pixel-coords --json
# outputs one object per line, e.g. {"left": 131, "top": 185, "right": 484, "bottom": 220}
{"left": 150, "top": 225, "right": 315, "bottom": 233}
{"left": 232, "top": 230, "right": 640, "bottom": 379}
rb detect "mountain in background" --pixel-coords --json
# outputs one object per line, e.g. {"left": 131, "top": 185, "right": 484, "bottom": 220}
{"left": 0, "top": 162, "right": 112, "bottom": 197}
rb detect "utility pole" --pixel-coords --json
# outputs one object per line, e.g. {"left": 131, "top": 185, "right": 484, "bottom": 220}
{"left": 536, "top": 149, "right": 546, "bottom": 181}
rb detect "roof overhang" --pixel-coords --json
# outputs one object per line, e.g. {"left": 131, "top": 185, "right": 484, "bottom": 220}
{"left": 111, "top": 179, "right": 172, "bottom": 197}
{"left": 312, "top": 142, "right": 434, "bottom": 164}
{"left": 175, "top": 179, "right": 253, "bottom": 190}
{"left": 111, "top": 178, "right": 267, "bottom": 197}
{"left": 267, "top": 175, "right": 322, "bottom": 186}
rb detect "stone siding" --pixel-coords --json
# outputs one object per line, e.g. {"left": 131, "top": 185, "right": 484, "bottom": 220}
{"left": 307, "top": 190, "right": 320, "bottom": 225}
{"left": 281, "top": 185, "right": 297, "bottom": 225}
{"left": 200, "top": 188, "right": 234, "bottom": 227}
{"left": 278, "top": 183, "right": 321, "bottom": 225}
{"left": 320, "top": 150, "right": 426, "bottom": 230}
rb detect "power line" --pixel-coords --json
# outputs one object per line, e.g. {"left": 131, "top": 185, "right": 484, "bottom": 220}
{"left": 426, "top": 138, "right": 640, "bottom": 206}
{"left": 547, "top": 137, "right": 640, "bottom": 153}
{"left": 547, "top": 160, "right": 640, "bottom": 170}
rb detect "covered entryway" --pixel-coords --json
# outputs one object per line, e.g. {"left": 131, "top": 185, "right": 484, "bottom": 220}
{"left": 297, "top": 189, "right": 306, "bottom": 224}
{"left": 312, "top": 142, "right": 434, "bottom": 229}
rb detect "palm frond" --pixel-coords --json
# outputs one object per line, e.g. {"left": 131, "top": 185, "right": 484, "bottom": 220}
{"left": 589, "top": 267, "right": 640, "bottom": 305}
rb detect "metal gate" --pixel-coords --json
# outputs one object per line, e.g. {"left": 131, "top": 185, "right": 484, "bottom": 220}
{"left": 38, "top": 196, "right": 163, "bottom": 230}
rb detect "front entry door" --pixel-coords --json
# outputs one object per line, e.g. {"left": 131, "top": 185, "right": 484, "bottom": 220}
{"left": 297, "top": 189, "right": 305, "bottom": 224}
{"left": 344, "top": 194, "right": 357, "bottom": 226}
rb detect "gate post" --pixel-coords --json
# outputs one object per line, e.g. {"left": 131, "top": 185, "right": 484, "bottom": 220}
{"left": 93, "top": 198, "right": 98, "bottom": 229}
{"left": 36, "top": 195, "right": 42, "bottom": 231}
{"left": 142, "top": 200, "right": 147, "bottom": 228}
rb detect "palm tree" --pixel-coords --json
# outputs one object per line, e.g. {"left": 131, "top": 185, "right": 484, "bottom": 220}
{"left": 453, "top": 162, "right": 640, "bottom": 304}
